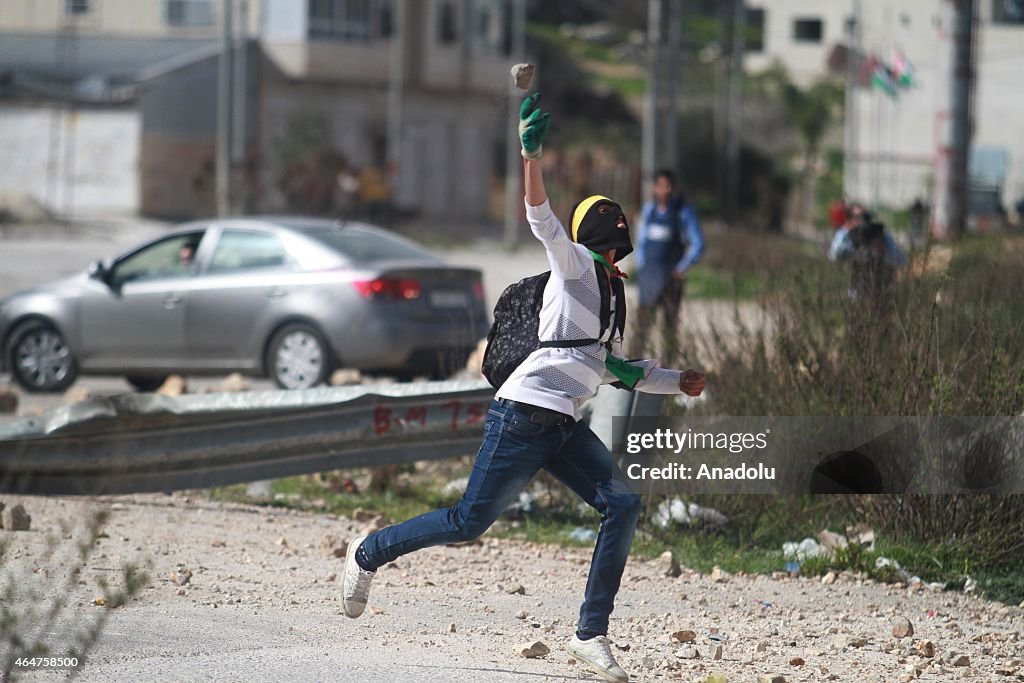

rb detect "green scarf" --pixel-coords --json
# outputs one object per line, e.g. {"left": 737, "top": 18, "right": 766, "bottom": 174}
{"left": 589, "top": 250, "right": 629, "bottom": 279}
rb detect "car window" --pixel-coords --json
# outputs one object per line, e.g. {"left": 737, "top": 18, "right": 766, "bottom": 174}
{"left": 111, "top": 232, "right": 204, "bottom": 284}
{"left": 307, "top": 227, "right": 438, "bottom": 263}
{"left": 207, "top": 230, "right": 290, "bottom": 274}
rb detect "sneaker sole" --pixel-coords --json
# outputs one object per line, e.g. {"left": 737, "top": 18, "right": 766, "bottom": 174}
{"left": 567, "top": 643, "right": 628, "bottom": 683}
{"left": 342, "top": 536, "right": 368, "bottom": 619}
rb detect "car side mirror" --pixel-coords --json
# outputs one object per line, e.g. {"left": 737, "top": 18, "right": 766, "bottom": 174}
{"left": 88, "top": 260, "right": 111, "bottom": 284}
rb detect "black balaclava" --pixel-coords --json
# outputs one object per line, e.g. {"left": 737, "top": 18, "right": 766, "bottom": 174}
{"left": 569, "top": 195, "right": 633, "bottom": 262}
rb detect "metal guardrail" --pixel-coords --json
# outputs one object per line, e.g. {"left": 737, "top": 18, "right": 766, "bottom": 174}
{"left": 0, "top": 380, "right": 495, "bottom": 495}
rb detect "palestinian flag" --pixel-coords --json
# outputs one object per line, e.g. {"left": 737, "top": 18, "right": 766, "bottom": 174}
{"left": 892, "top": 50, "right": 916, "bottom": 88}
{"left": 870, "top": 60, "right": 898, "bottom": 97}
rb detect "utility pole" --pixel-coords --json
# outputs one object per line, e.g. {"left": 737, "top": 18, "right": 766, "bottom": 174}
{"left": 724, "top": 0, "right": 745, "bottom": 226}
{"left": 503, "top": 0, "right": 527, "bottom": 245}
{"left": 664, "top": 0, "right": 681, "bottom": 176}
{"left": 386, "top": 0, "right": 406, "bottom": 207}
{"left": 933, "top": 0, "right": 976, "bottom": 240}
{"left": 216, "top": 0, "right": 234, "bottom": 217}
{"left": 231, "top": 0, "right": 248, "bottom": 214}
{"left": 642, "top": 0, "right": 682, "bottom": 186}
{"left": 843, "top": 0, "right": 862, "bottom": 201}
{"left": 641, "top": 0, "right": 663, "bottom": 188}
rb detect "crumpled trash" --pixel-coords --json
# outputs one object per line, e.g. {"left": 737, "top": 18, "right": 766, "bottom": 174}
{"left": 651, "top": 498, "right": 728, "bottom": 530}
{"left": 846, "top": 523, "right": 876, "bottom": 550}
{"left": 689, "top": 502, "right": 729, "bottom": 528}
{"left": 568, "top": 527, "right": 598, "bottom": 543}
{"left": 782, "top": 537, "right": 824, "bottom": 561}
{"left": 816, "top": 529, "right": 849, "bottom": 552}
{"left": 875, "top": 556, "right": 913, "bottom": 583}
{"left": 875, "top": 556, "right": 899, "bottom": 570}
{"left": 245, "top": 480, "right": 273, "bottom": 499}
{"left": 443, "top": 477, "right": 469, "bottom": 495}
{"left": 507, "top": 490, "right": 537, "bottom": 514}
{"left": 963, "top": 576, "right": 977, "bottom": 593}
{"left": 652, "top": 497, "right": 689, "bottom": 527}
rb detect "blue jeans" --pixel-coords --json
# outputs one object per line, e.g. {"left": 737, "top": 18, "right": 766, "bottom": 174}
{"left": 360, "top": 398, "right": 642, "bottom": 636}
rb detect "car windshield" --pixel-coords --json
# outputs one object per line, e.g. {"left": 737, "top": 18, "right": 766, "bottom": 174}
{"left": 306, "top": 227, "right": 438, "bottom": 263}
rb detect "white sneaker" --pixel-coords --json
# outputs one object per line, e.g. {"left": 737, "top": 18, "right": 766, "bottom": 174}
{"left": 341, "top": 535, "right": 376, "bottom": 618}
{"left": 567, "top": 634, "right": 629, "bottom": 682}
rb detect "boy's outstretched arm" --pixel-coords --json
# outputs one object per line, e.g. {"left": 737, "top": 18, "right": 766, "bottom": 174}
{"left": 525, "top": 157, "right": 546, "bottom": 207}
{"left": 604, "top": 338, "right": 706, "bottom": 397}
{"left": 518, "top": 94, "right": 582, "bottom": 277}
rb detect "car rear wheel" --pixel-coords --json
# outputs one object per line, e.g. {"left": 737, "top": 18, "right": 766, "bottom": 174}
{"left": 267, "top": 323, "right": 332, "bottom": 390}
{"left": 125, "top": 375, "right": 169, "bottom": 392}
{"left": 7, "top": 320, "right": 79, "bottom": 393}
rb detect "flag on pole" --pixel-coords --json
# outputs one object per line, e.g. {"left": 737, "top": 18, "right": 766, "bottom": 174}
{"left": 892, "top": 50, "right": 916, "bottom": 88}
{"left": 870, "top": 58, "right": 898, "bottom": 97}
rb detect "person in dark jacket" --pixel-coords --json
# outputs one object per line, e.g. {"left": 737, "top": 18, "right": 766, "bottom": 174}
{"left": 629, "top": 170, "right": 704, "bottom": 360}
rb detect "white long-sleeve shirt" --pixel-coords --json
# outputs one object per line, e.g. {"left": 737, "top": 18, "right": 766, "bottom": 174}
{"left": 494, "top": 199, "right": 684, "bottom": 420}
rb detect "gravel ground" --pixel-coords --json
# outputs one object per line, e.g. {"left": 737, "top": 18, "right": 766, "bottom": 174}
{"left": 2, "top": 494, "right": 1021, "bottom": 683}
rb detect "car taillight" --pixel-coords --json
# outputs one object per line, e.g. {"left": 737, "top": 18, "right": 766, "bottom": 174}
{"left": 353, "top": 278, "right": 421, "bottom": 300}
{"left": 472, "top": 280, "right": 485, "bottom": 301}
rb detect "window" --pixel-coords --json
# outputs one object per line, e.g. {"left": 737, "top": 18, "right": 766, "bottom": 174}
{"left": 793, "top": 17, "right": 823, "bottom": 43}
{"left": 111, "top": 233, "right": 205, "bottom": 284}
{"left": 470, "top": 0, "right": 506, "bottom": 55}
{"left": 993, "top": 0, "right": 1024, "bottom": 24}
{"left": 308, "top": 0, "right": 373, "bottom": 40}
{"left": 746, "top": 7, "right": 765, "bottom": 52}
{"left": 378, "top": 0, "right": 393, "bottom": 38}
{"left": 208, "top": 230, "right": 289, "bottom": 274}
{"left": 438, "top": 1, "right": 458, "bottom": 44}
{"left": 166, "top": 0, "right": 214, "bottom": 27}
{"left": 66, "top": 0, "right": 90, "bottom": 15}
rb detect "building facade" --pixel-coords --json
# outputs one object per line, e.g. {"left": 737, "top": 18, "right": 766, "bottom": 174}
{"left": 746, "top": 0, "right": 1024, "bottom": 213}
{"left": 0, "top": 0, "right": 513, "bottom": 221}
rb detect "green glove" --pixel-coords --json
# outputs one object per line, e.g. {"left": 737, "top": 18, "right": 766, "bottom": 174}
{"left": 519, "top": 93, "right": 551, "bottom": 160}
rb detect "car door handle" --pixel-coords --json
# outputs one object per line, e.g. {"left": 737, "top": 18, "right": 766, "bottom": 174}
{"left": 163, "top": 294, "right": 184, "bottom": 309}
{"left": 266, "top": 287, "right": 288, "bottom": 299}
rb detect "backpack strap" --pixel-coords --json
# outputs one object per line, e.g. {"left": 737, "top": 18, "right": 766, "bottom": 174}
{"left": 539, "top": 338, "right": 601, "bottom": 348}
{"left": 612, "top": 277, "right": 626, "bottom": 340}
{"left": 536, "top": 263, "right": 621, "bottom": 350}
{"left": 595, "top": 260, "right": 612, "bottom": 338}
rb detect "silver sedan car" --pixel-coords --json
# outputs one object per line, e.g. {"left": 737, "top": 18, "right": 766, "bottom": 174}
{"left": 0, "top": 218, "right": 489, "bottom": 392}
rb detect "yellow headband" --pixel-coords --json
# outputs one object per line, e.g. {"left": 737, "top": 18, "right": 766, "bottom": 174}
{"left": 571, "top": 195, "right": 611, "bottom": 242}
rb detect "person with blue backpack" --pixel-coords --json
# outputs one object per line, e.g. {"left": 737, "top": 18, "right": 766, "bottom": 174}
{"left": 341, "top": 93, "right": 705, "bottom": 683}
{"left": 629, "top": 170, "right": 705, "bottom": 360}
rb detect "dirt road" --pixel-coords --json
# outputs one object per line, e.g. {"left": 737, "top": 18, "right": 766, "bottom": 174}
{"left": 4, "top": 494, "right": 1020, "bottom": 683}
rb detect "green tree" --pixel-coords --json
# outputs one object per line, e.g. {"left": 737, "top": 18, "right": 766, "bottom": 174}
{"left": 752, "top": 62, "right": 845, "bottom": 228}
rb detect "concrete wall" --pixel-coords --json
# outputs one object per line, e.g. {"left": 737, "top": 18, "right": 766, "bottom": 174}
{"left": 746, "top": 0, "right": 851, "bottom": 85}
{"left": 256, "top": 79, "right": 374, "bottom": 212}
{"left": 0, "top": 105, "right": 139, "bottom": 215}
{"left": 395, "top": 95, "right": 496, "bottom": 219}
{"left": 0, "top": 0, "right": 246, "bottom": 38}
{"left": 139, "top": 51, "right": 219, "bottom": 218}
{"left": 260, "top": 0, "right": 392, "bottom": 83}
{"left": 256, "top": 79, "right": 498, "bottom": 220}
{"left": 259, "top": 0, "right": 508, "bottom": 95}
